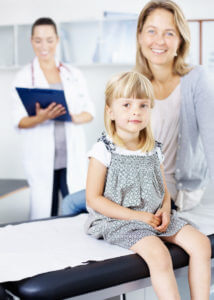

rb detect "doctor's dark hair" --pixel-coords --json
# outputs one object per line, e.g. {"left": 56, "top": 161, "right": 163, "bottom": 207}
{"left": 136, "top": 0, "right": 192, "bottom": 79}
{"left": 104, "top": 71, "right": 155, "bottom": 152}
{"left": 31, "top": 18, "right": 58, "bottom": 36}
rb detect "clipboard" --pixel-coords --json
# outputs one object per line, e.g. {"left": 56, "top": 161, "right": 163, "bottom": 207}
{"left": 16, "top": 87, "right": 72, "bottom": 122}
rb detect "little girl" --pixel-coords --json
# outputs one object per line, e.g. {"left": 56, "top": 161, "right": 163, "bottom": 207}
{"left": 85, "top": 71, "right": 211, "bottom": 300}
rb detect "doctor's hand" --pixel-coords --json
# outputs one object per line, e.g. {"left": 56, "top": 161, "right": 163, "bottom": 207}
{"left": 154, "top": 209, "right": 171, "bottom": 232}
{"left": 35, "top": 102, "right": 66, "bottom": 123}
{"left": 70, "top": 112, "right": 93, "bottom": 124}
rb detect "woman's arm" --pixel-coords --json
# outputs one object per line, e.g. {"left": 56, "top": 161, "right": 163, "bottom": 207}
{"left": 194, "top": 67, "right": 214, "bottom": 180}
{"left": 71, "top": 111, "right": 93, "bottom": 124}
{"left": 18, "top": 102, "right": 66, "bottom": 128}
{"left": 73, "top": 68, "right": 95, "bottom": 119}
{"left": 86, "top": 157, "right": 161, "bottom": 227}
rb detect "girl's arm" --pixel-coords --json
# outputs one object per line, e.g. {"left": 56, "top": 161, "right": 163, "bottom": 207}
{"left": 86, "top": 157, "right": 161, "bottom": 228}
{"left": 155, "top": 164, "right": 171, "bottom": 232}
{"left": 160, "top": 164, "right": 171, "bottom": 213}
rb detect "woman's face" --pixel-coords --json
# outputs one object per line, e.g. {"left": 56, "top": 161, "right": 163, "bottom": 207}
{"left": 31, "top": 25, "right": 59, "bottom": 62}
{"left": 138, "top": 8, "right": 180, "bottom": 68}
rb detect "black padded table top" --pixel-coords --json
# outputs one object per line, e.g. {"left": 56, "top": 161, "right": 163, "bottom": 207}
{"left": 1, "top": 215, "right": 213, "bottom": 300}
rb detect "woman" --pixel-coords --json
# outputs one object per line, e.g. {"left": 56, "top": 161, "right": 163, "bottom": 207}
{"left": 62, "top": 0, "right": 214, "bottom": 216}
{"left": 135, "top": 0, "right": 214, "bottom": 212}
{"left": 12, "top": 18, "right": 95, "bottom": 219}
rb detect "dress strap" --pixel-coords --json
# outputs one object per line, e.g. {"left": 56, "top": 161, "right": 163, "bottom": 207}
{"left": 97, "top": 131, "right": 116, "bottom": 153}
{"left": 155, "top": 140, "right": 163, "bottom": 150}
{"left": 155, "top": 141, "right": 164, "bottom": 164}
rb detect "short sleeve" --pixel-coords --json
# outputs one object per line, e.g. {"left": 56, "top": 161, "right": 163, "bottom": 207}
{"left": 156, "top": 144, "right": 164, "bottom": 164}
{"left": 87, "top": 141, "right": 111, "bottom": 167}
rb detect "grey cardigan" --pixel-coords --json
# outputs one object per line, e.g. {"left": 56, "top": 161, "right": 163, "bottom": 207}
{"left": 175, "top": 65, "right": 214, "bottom": 191}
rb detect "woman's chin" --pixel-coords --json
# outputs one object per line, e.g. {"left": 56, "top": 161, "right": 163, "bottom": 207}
{"left": 37, "top": 55, "right": 54, "bottom": 62}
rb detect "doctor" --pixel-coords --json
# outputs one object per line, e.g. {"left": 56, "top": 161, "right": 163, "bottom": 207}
{"left": 12, "top": 18, "right": 95, "bottom": 219}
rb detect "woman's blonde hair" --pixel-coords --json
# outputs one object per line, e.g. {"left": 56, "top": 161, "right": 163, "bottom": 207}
{"left": 136, "top": 0, "right": 192, "bottom": 80}
{"left": 104, "top": 71, "right": 155, "bottom": 152}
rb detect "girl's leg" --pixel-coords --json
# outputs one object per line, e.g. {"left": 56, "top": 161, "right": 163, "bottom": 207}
{"left": 131, "top": 236, "right": 180, "bottom": 300}
{"left": 162, "top": 225, "right": 211, "bottom": 300}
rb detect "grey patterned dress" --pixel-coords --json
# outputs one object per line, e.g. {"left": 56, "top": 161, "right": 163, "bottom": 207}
{"left": 85, "top": 133, "right": 187, "bottom": 249}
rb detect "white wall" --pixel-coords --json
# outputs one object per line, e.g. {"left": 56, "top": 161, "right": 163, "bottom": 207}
{"left": 0, "top": 70, "right": 23, "bottom": 178}
{"left": 0, "top": 0, "right": 214, "bottom": 179}
{"left": 0, "top": 0, "right": 214, "bottom": 24}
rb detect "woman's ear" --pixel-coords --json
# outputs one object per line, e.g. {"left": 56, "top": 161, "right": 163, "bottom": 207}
{"left": 106, "top": 105, "right": 115, "bottom": 120}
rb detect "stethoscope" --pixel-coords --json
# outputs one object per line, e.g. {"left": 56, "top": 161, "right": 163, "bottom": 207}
{"left": 31, "top": 61, "right": 70, "bottom": 87}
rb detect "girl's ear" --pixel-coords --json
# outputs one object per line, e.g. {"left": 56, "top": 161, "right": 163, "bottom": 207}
{"left": 106, "top": 105, "right": 115, "bottom": 120}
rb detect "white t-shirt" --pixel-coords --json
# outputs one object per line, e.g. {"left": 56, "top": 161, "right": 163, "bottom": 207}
{"left": 88, "top": 139, "right": 164, "bottom": 167}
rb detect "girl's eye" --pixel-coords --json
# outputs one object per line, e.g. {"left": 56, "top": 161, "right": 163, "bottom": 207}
{"left": 141, "top": 104, "right": 148, "bottom": 108}
{"left": 123, "top": 103, "right": 130, "bottom": 108}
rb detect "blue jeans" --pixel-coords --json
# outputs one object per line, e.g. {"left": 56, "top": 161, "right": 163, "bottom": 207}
{"left": 61, "top": 189, "right": 87, "bottom": 216}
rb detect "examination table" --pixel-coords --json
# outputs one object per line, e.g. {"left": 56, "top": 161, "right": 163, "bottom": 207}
{"left": 0, "top": 209, "right": 214, "bottom": 300}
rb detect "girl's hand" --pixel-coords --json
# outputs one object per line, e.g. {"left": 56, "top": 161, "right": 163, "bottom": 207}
{"left": 155, "top": 208, "right": 171, "bottom": 232}
{"left": 135, "top": 211, "right": 161, "bottom": 228}
{"left": 36, "top": 102, "right": 66, "bottom": 123}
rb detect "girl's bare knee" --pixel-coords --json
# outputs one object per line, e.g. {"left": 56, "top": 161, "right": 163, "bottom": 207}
{"left": 131, "top": 237, "right": 173, "bottom": 272}
{"left": 190, "top": 235, "right": 211, "bottom": 260}
{"left": 199, "top": 235, "right": 211, "bottom": 259}
{"left": 146, "top": 244, "right": 172, "bottom": 271}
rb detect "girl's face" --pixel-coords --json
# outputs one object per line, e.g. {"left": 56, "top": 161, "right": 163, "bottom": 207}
{"left": 108, "top": 97, "right": 151, "bottom": 139}
{"left": 138, "top": 8, "right": 180, "bottom": 68}
{"left": 31, "top": 25, "right": 59, "bottom": 62}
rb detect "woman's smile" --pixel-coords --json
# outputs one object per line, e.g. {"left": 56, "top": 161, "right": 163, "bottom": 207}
{"left": 151, "top": 48, "right": 167, "bottom": 55}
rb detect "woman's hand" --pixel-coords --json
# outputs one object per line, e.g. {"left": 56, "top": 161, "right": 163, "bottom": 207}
{"left": 154, "top": 208, "right": 171, "bottom": 232}
{"left": 70, "top": 112, "right": 93, "bottom": 124}
{"left": 18, "top": 102, "right": 66, "bottom": 128}
{"left": 36, "top": 102, "right": 66, "bottom": 123}
{"left": 135, "top": 211, "right": 161, "bottom": 228}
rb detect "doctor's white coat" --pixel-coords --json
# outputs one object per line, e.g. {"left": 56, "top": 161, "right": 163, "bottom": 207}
{"left": 11, "top": 57, "right": 95, "bottom": 219}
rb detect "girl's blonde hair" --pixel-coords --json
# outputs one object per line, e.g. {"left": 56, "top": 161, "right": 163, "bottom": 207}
{"left": 136, "top": 0, "right": 192, "bottom": 80}
{"left": 104, "top": 71, "right": 155, "bottom": 152}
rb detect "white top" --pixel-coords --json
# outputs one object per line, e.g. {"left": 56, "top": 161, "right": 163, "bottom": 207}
{"left": 151, "top": 84, "right": 181, "bottom": 199}
{"left": 12, "top": 57, "right": 95, "bottom": 219}
{"left": 88, "top": 136, "right": 164, "bottom": 167}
